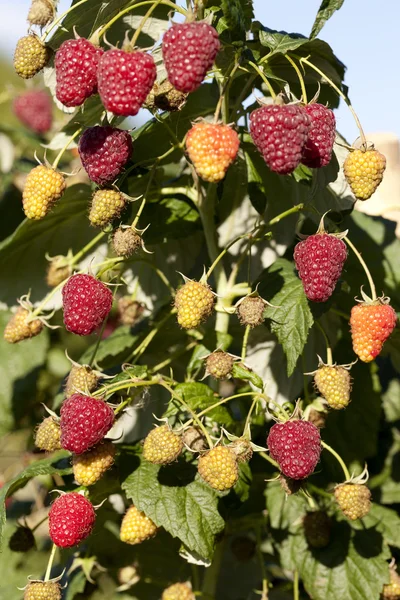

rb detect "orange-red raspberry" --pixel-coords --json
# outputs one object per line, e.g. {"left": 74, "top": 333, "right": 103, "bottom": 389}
{"left": 350, "top": 301, "right": 397, "bottom": 362}
{"left": 186, "top": 122, "right": 239, "bottom": 183}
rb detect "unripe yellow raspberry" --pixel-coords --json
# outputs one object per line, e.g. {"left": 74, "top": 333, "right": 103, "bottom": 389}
{"left": 382, "top": 568, "right": 400, "bottom": 599}
{"left": 89, "top": 189, "right": 126, "bottom": 227}
{"left": 174, "top": 280, "right": 215, "bottom": 329}
{"left": 120, "top": 505, "right": 158, "bottom": 545}
{"left": 343, "top": 148, "right": 386, "bottom": 200}
{"left": 73, "top": 440, "right": 115, "bottom": 486}
{"left": 161, "top": 582, "right": 195, "bottom": 600}
{"left": 24, "top": 581, "right": 61, "bottom": 600}
{"left": 22, "top": 165, "right": 66, "bottom": 220}
{"left": 334, "top": 483, "right": 371, "bottom": 520}
{"left": 143, "top": 424, "right": 183, "bottom": 464}
{"left": 186, "top": 122, "right": 239, "bottom": 183}
{"left": 314, "top": 365, "right": 351, "bottom": 410}
{"left": 65, "top": 365, "right": 99, "bottom": 397}
{"left": 46, "top": 259, "right": 72, "bottom": 288}
{"left": 4, "top": 307, "right": 43, "bottom": 343}
{"left": 198, "top": 446, "right": 239, "bottom": 491}
{"left": 35, "top": 417, "right": 61, "bottom": 452}
{"left": 14, "top": 35, "right": 51, "bottom": 79}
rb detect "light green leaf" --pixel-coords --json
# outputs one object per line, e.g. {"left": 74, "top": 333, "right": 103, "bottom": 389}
{"left": 258, "top": 258, "right": 314, "bottom": 376}
{"left": 80, "top": 325, "right": 140, "bottom": 369}
{"left": 231, "top": 362, "right": 263, "bottom": 390}
{"left": 310, "top": 0, "right": 345, "bottom": 39}
{"left": 122, "top": 458, "right": 225, "bottom": 560}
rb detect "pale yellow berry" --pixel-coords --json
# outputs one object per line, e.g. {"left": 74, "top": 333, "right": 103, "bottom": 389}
{"left": 65, "top": 365, "right": 99, "bottom": 397}
{"left": 343, "top": 148, "right": 386, "bottom": 200}
{"left": 143, "top": 425, "right": 183, "bottom": 465}
{"left": 22, "top": 165, "right": 66, "bottom": 220}
{"left": 35, "top": 417, "right": 61, "bottom": 452}
{"left": 174, "top": 280, "right": 214, "bottom": 329}
{"left": 120, "top": 505, "right": 158, "bottom": 545}
{"left": 89, "top": 189, "right": 126, "bottom": 227}
{"left": 14, "top": 35, "right": 51, "bottom": 79}
{"left": 4, "top": 307, "right": 43, "bottom": 343}
{"left": 73, "top": 441, "right": 115, "bottom": 486}
{"left": 161, "top": 582, "right": 195, "bottom": 600}
{"left": 198, "top": 446, "right": 239, "bottom": 491}
{"left": 334, "top": 483, "right": 371, "bottom": 520}
{"left": 314, "top": 365, "right": 351, "bottom": 410}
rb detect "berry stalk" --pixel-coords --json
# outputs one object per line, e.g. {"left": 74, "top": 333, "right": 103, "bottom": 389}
{"left": 241, "top": 325, "right": 251, "bottom": 361}
{"left": 344, "top": 237, "right": 377, "bottom": 300}
{"left": 315, "top": 321, "right": 333, "bottom": 365}
{"left": 248, "top": 61, "right": 276, "bottom": 99}
{"left": 52, "top": 128, "right": 82, "bottom": 169}
{"left": 297, "top": 55, "right": 367, "bottom": 148}
{"left": 321, "top": 440, "right": 351, "bottom": 480}
{"left": 242, "top": 394, "right": 259, "bottom": 436}
{"left": 285, "top": 54, "right": 308, "bottom": 104}
{"left": 44, "top": 543, "right": 57, "bottom": 582}
{"left": 95, "top": 0, "right": 186, "bottom": 42}
{"left": 293, "top": 569, "right": 300, "bottom": 600}
{"left": 130, "top": 0, "right": 163, "bottom": 48}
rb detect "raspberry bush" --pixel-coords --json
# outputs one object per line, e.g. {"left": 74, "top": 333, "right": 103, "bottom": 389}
{"left": 1, "top": 1, "right": 400, "bottom": 599}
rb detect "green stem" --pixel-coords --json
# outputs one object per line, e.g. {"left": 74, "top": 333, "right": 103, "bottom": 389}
{"left": 321, "top": 440, "right": 351, "bottom": 481}
{"left": 243, "top": 394, "right": 258, "bottom": 436}
{"left": 344, "top": 237, "right": 377, "bottom": 300}
{"left": 229, "top": 73, "right": 257, "bottom": 121}
{"left": 41, "top": 0, "right": 89, "bottom": 41}
{"left": 248, "top": 61, "right": 276, "bottom": 99}
{"left": 96, "top": 0, "right": 186, "bottom": 40}
{"left": 132, "top": 164, "right": 158, "bottom": 228}
{"left": 297, "top": 56, "right": 367, "bottom": 147}
{"left": 285, "top": 55, "right": 307, "bottom": 104}
{"left": 201, "top": 538, "right": 224, "bottom": 598}
{"left": 293, "top": 569, "right": 299, "bottom": 600}
{"left": 241, "top": 325, "right": 251, "bottom": 361}
{"left": 52, "top": 128, "right": 82, "bottom": 170}
{"left": 71, "top": 232, "right": 106, "bottom": 266}
{"left": 160, "top": 381, "right": 213, "bottom": 449}
{"left": 130, "top": 309, "right": 175, "bottom": 363}
{"left": 205, "top": 227, "right": 259, "bottom": 281}
{"left": 130, "top": 0, "right": 163, "bottom": 47}
{"left": 255, "top": 527, "right": 269, "bottom": 599}
{"left": 259, "top": 451, "right": 279, "bottom": 469}
{"left": 268, "top": 203, "right": 306, "bottom": 226}
{"left": 307, "top": 482, "right": 332, "bottom": 499}
{"left": 31, "top": 514, "right": 48, "bottom": 532}
{"left": 314, "top": 321, "right": 333, "bottom": 365}
{"left": 44, "top": 543, "right": 57, "bottom": 582}
{"left": 99, "top": 378, "right": 160, "bottom": 403}
{"left": 331, "top": 307, "right": 350, "bottom": 321}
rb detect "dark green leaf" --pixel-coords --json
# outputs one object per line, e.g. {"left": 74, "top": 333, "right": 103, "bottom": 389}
{"left": 122, "top": 458, "right": 225, "bottom": 560}
{"left": 0, "top": 451, "right": 71, "bottom": 546}
{"left": 258, "top": 258, "right": 314, "bottom": 376}
{"left": 310, "top": 0, "right": 346, "bottom": 39}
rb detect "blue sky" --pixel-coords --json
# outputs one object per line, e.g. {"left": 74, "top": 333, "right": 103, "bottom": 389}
{"left": 3, "top": 0, "right": 399, "bottom": 140}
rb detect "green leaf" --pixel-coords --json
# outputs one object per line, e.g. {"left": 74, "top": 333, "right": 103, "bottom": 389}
{"left": 258, "top": 258, "right": 314, "bottom": 376}
{"left": 362, "top": 503, "right": 400, "bottom": 549}
{"left": 0, "top": 184, "right": 96, "bottom": 305}
{"left": 80, "top": 326, "right": 140, "bottom": 369}
{"left": 0, "top": 311, "right": 49, "bottom": 435}
{"left": 0, "top": 451, "right": 71, "bottom": 546}
{"left": 231, "top": 362, "right": 263, "bottom": 390}
{"left": 65, "top": 572, "right": 87, "bottom": 600}
{"left": 245, "top": 150, "right": 267, "bottom": 214}
{"left": 219, "top": 0, "right": 254, "bottom": 41}
{"left": 141, "top": 197, "right": 200, "bottom": 245}
{"left": 122, "top": 458, "right": 225, "bottom": 560}
{"left": 310, "top": 0, "right": 346, "bottom": 39}
{"left": 266, "top": 483, "right": 390, "bottom": 600}
{"left": 173, "top": 382, "right": 234, "bottom": 425}
{"left": 256, "top": 26, "right": 309, "bottom": 57}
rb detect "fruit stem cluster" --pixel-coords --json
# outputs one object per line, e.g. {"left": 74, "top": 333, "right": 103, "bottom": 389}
{"left": 248, "top": 61, "right": 276, "bottom": 99}
{"left": 284, "top": 54, "right": 308, "bottom": 104}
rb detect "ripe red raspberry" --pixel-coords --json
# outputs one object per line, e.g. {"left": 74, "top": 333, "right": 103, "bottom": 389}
{"left": 267, "top": 420, "right": 321, "bottom": 480}
{"left": 48, "top": 492, "right": 95, "bottom": 548}
{"left": 162, "top": 22, "right": 220, "bottom": 93}
{"left": 301, "top": 103, "right": 336, "bottom": 168}
{"left": 78, "top": 126, "right": 132, "bottom": 186}
{"left": 97, "top": 49, "right": 156, "bottom": 116}
{"left": 250, "top": 104, "right": 310, "bottom": 174}
{"left": 55, "top": 38, "right": 103, "bottom": 107}
{"left": 294, "top": 232, "right": 347, "bottom": 302}
{"left": 60, "top": 393, "right": 114, "bottom": 454}
{"left": 13, "top": 90, "right": 52, "bottom": 134}
{"left": 62, "top": 274, "right": 113, "bottom": 336}
{"left": 186, "top": 122, "right": 239, "bottom": 183}
{"left": 350, "top": 299, "right": 397, "bottom": 362}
